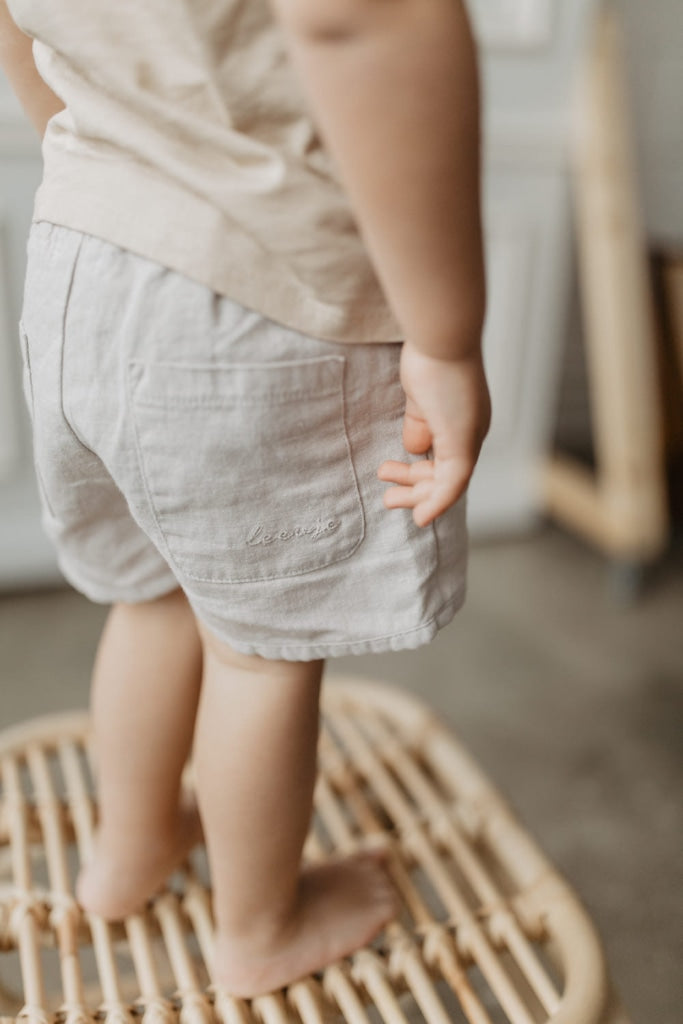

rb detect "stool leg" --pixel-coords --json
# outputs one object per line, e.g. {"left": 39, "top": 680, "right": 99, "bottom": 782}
{"left": 543, "top": 3, "right": 669, "bottom": 565}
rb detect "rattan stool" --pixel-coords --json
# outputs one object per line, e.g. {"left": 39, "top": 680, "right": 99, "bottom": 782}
{"left": 0, "top": 678, "right": 631, "bottom": 1024}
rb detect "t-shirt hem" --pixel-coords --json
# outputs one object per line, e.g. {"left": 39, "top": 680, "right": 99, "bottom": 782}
{"left": 32, "top": 159, "right": 403, "bottom": 345}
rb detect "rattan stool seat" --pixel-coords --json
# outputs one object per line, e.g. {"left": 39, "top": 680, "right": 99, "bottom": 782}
{"left": 0, "top": 678, "right": 630, "bottom": 1024}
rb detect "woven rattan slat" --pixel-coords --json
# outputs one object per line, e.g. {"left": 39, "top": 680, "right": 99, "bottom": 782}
{"left": 0, "top": 678, "right": 630, "bottom": 1024}
{"left": 327, "top": 711, "right": 539, "bottom": 1024}
{"left": 347, "top": 706, "right": 561, "bottom": 1015}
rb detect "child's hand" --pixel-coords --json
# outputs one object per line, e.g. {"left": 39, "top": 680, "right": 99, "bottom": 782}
{"left": 378, "top": 341, "right": 491, "bottom": 527}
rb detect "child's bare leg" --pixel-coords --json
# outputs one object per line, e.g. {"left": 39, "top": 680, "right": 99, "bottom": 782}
{"left": 77, "top": 587, "right": 203, "bottom": 919}
{"left": 195, "top": 629, "right": 399, "bottom": 998}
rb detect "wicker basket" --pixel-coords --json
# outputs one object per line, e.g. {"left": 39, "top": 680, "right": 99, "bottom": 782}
{"left": 0, "top": 678, "right": 630, "bottom": 1024}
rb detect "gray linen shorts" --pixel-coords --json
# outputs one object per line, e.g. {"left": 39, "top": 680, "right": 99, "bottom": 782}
{"left": 19, "top": 221, "right": 467, "bottom": 660}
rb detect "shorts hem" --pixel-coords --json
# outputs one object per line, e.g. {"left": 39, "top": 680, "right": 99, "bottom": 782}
{"left": 57, "top": 559, "right": 180, "bottom": 606}
{"left": 193, "top": 585, "right": 466, "bottom": 662}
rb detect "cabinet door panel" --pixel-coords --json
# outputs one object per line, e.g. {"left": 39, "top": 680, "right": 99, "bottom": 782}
{"left": 0, "top": 214, "right": 19, "bottom": 481}
{"left": 469, "top": 0, "right": 554, "bottom": 50}
{"left": 469, "top": 170, "right": 572, "bottom": 532}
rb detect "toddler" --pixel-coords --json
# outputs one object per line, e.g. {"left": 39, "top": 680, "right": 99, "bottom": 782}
{"left": 0, "top": 0, "right": 490, "bottom": 998}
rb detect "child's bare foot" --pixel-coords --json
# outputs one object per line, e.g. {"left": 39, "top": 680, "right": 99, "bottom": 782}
{"left": 76, "top": 793, "right": 203, "bottom": 919}
{"left": 213, "top": 849, "right": 399, "bottom": 998}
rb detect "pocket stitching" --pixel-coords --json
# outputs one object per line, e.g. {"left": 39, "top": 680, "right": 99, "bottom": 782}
{"left": 127, "top": 357, "right": 366, "bottom": 584}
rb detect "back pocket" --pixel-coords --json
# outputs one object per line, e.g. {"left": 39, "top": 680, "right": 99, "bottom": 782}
{"left": 128, "top": 356, "right": 364, "bottom": 583}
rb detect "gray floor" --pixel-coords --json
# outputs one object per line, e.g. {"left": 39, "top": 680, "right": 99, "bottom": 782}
{"left": 1, "top": 525, "right": 682, "bottom": 1023}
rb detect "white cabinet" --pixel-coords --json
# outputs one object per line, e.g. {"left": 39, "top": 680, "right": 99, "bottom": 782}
{"left": 0, "top": 208, "right": 19, "bottom": 482}
{"left": 467, "top": 0, "right": 597, "bottom": 531}
{"left": 473, "top": 167, "right": 573, "bottom": 531}
{"left": 0, "top": 84, "right": 60, "bottom": 587}
{"left": 469, "top": 0, "right": 555, "bottom": 49}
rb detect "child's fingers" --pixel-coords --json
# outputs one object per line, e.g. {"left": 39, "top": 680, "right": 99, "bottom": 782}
{"left": 382, "top": 478, "right": 453, "bottom": 524}
{"left": 382, "top": 473, "right": 434, "bottom": 511}
{"left": 402, "top": 396, "right": 432, "bottom": 455}
{"left": 377, "top": 459, "right": 434, "bottom": 486}
{"left": 412, "top": 489, "right": 457, "bottom": 527}
{"left": 415, "top": 458, "right": 474, "bottom": 524}
{"left": 412, "top": 479, "right": 464, "bottom": 527}
{"left": 382, "top": 484, "right": 418, "bottom": 510}
{"left": 380, "top": 456, "right": 472, "bottom": 525}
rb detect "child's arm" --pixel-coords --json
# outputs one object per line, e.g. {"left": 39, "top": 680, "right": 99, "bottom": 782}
{"left": 0, "top": 0, "right": 63, "bottom": 136}
{"left": 271, "top": 0, "right": 490, "bottom": 525}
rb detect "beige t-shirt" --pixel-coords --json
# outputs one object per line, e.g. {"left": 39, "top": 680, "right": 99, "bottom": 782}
{"left": 8, "top": 0, "right": 401, "bottom": 343}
